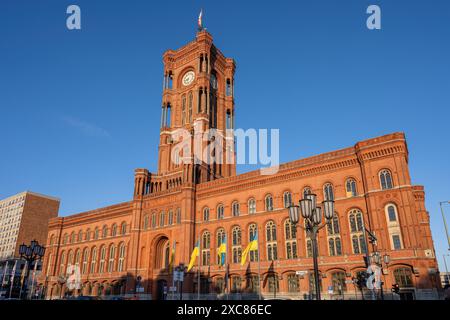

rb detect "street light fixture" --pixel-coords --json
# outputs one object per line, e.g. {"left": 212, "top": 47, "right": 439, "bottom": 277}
{"left": 439, "top": 201, "right": 450, "bottom": 250}
{"left": 289, "top": 194, "right": 335, "bottom": 300}
{"left": 19, "top": 240, "right": 46, "bottom": 300}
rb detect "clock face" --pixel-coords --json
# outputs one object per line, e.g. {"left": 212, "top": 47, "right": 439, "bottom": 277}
{"left": 182, "top": 71, "right": 195, "bottom": 86}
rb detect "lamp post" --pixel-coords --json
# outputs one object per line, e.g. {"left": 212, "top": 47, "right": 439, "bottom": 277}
{"left": 18, "top": 240, "right": 46, "bottom": 300}
{"left": 289, "top": 194, "right": 335, "bottom": 300}
{"left": 439, "top": 201, "right": 450, "bottom": 251}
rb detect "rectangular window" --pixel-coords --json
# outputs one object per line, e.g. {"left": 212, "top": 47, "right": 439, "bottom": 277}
{"left": 392, "top": 235, "right": 402, "bottom": 250}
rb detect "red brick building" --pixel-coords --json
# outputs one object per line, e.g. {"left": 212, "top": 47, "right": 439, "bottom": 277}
{"left": 41, "top": 30, "right": 439, "bottom": 300}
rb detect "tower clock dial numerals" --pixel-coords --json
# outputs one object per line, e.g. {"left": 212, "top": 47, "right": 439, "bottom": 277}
{"left": 182, "top": 71, "right": 195, "bottom": 86}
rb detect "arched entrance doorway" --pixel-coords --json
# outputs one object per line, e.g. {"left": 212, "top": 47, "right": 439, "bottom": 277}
{"left": 154, "top": 236, "right": 171, "bottom": 270}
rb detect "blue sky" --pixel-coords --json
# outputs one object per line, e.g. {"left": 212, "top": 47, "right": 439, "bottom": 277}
{"left": 1, "top": 1, "right": 449, "bottom": 270}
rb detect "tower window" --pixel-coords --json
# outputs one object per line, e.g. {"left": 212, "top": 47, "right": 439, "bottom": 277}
{"left": 182, "top": 95, "right": 186, "bottom": 125}
{"left": 188, "top": 92, "right": 193, "bottom": 123}
{"left": 226, "top": 79, "right": 232, "bottom": 96}
{"left": 379, "top": 169, "right": 393, "bottom": 190}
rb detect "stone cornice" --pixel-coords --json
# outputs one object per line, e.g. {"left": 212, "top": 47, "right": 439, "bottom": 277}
{"left": 49, "top": 201, "right": 133, "bottom": 228}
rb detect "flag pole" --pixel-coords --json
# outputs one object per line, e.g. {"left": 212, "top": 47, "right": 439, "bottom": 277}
{"left": 226, "top": 237, "right": 229, "bottom": 300}
{"left": 197, "top": 237, "right": 201, "bottom": 300}
{"left": 257, "top": 231, "right": 262, "bottom": 300}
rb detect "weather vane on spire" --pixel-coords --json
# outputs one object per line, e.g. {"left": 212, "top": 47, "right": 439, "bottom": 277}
{"left": 198, "top": 9, "right": 204, "bottom": 31}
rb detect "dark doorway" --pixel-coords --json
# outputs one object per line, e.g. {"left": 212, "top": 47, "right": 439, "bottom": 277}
{"left": 399, "top": 290, "right": 415, "bottom": 300}
{"left": 157, "top": 279, "right": 167, "bottom": 300}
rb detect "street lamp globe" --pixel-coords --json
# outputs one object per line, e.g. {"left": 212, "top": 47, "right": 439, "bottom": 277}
{"left": 19, "top": 243, "right": 27, "bottom": 255}
{"left": 30, "top": 240, "right": 38, "bottom": 249}
{"left": 322, "top": 200, "right": 335, "bottom": 220}
{"left": 313, "top": 207, "right": 322, "bottom": 225}
{"left": 300, "top": 198, "right": 313, "bottom": 219}
{"left": 383, "top": 253, "right": 390, "bottom": 265}
{"left": 305, "top": 193, "right": 317, "bottom": 211}
{"left": 288, "top": 205, "right": 300, "bottom": 225}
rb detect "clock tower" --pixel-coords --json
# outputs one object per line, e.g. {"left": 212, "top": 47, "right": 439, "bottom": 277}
{"left": 158, "top": 30, "right": 236, "bottom": 184}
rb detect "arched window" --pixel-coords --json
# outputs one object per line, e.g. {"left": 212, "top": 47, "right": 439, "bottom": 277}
{"left": 284, "top": 219, "right": 297, "bottom": 259}
{"left": 143, "top": 215, "right": 149, "bottom": 230}
{"left": 216, "top": 228, "right": 226, "bottom": 264}
{"left": 70, "top": 232, "right": 76, "bottom": 244}
{"left": 59, "top": 251, "right": 66, "bottom": 276}
{"left": 99, "top": 246, "right": 106, "bottom": 274}
{"left": 386, "top": 204, "right": 398, "bottom": 222}
{"left": 63, "top": 233, "right": 68, "bottom": 245}
{"left": 287, "top": 274, "right": 299, "bottom": 293}
{"left": 215, "top": 277, "right": 225, "bottom": 294}
{"left": 108, "top": 245, "right": 116, "bottom": 273}
{"left": 327, "top": 214, "right": 342, "bottom": 256}
{"left": 85, "top": 229, "right": 91, "bottom": 241}
{"left": 232, "top": 226, "right": 242, "bottom": 264}
{"left": 159, "top": 211, "right": 165, "bottom": 227}
{"left": 188, "top": 92, "right": 193, "bottom": 123}
{"left": 181, "top": 94, "right": 186, "bottom": 125}
{"left": 90, "top": 247, "right": 97, "bottom": 274}
{"left": 394, "top": 267, "right": 413, "bottom": 287}
{"left": 323, "top": 183, "right": 334, "bottom": 201}
{"left": 385, "top": 204, "right": 403, "bottom": 250}
{"left": 248, "top": 198, "right": 256, "bottom": 214}
{"left": 265, "top": 195, "right": 273, "bottom": 211}
{"left": 267, "top": 274, "right": 279, "bottom": 293}
{"left": 283, "top": 191, "right": 292, "bottom": 208}
{"left": 78, "top": 230, "right": 83, "bottom": 242}
{"left": 203, "top": 207, "right": 210, "bottom": 222}
{"left": 75, "top": 249, "right": 81, "bottom": 269}
{"left": 49, "top": 235, "right": 55, "bottom": 246}
{"left": 331, "top": 271, "right": 347, "bottom": 294}
{"left": 151, "top": 213, "right": 156, "bottom": 228}
{"left": 111, "top": 224, "right": 117, "bottom": 237}
{"left": 202, "top": 231, "right": 211, "bottom": 266}
{"left": 217, "top": 205, "right": 224, "bottom": 220}
{"left": 303, "top": 187, "right": 312, "bottom": 198}
{"left": 118, "top": 243, "right": 126, "bottom": 272}
{"left": 67, "top": 250, "right": 74, "bottom": 269}
{"left": 232, "top": 201, "right": 240, "bottom": 217}
{"left": 94, "top": 228, "right": 99, "bottom": 240}
{"left": 379, "top": 169, "right": 393, "bottom": 190}
{"left": 176, "top": 208, "right": 181, "bottom": 224}
{"left": 266, "top": 221, "right": 277, "bottom": 261}
{"left": 82, "top": 248, "right": 89, "bottom": 274}
{"left": 346, "top": 179, "right": 357, "bottom": 197}
{"left": 349, "top": 209, "right": 367, "bottom": 254}
{"left": 168, "top": 210, "right": 174, "bottom": 225}
{"left": 231, "top": 276, "right": 242, "bottom": 293}
{"left": 249, "top": 223, "right": 259, "bottom": 262}
{"left": 102, "top": 226, "right": 108, "bottom": 238}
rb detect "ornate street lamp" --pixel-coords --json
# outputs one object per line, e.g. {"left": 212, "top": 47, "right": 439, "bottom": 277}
{"left": 289, "top": 194, "right": 335, "bottom": 300}
{"left": 19, "top": 240, "right": 46, "bottom": 300}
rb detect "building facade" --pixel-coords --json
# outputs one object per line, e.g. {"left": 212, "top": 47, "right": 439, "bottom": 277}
{"left": 0, "top": 191, "right": 60, "bottom": 260}
{"left": 41, "top": 30, "right": 440, "bottom": 300}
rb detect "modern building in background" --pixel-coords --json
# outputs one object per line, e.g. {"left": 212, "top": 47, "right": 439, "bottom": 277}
{"left": 41, "top": 30, "right": 440, "bottom": 300}
{"left": 0, "top": 191, "right": 60, "bottom": 259}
